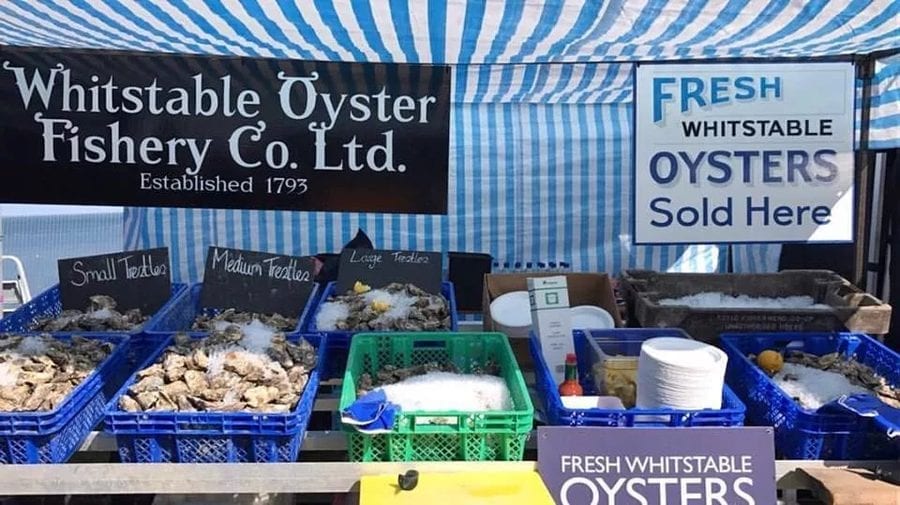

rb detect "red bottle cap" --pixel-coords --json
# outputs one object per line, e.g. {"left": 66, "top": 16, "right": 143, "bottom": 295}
{"left": 565, "top": 353, "right": 577, "bottom": 363}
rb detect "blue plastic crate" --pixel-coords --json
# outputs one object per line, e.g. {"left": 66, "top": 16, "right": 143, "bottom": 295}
{"left": 147, "top": 282, "right": 320, "bottom": 337}
{"left": 306, "top": 281, "right": 459, "bottom": 379}
{"left": 0, "top": 283, "right": 188, "bottom": 335}
{"left": 0, "top": 333, "right": 130, "bottom": 463}
{"left": 720, "top": 332, "right": 900, "bottom": 460}
{"left": 104, "top": 333, "right": 326, "bottom": 463}
{"left": 531, "top": 329, "right": 746, "bottom": 427}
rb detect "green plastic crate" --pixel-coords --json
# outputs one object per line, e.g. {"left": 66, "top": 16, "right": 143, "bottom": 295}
{"left": 339, "top": 332, "right": 534, "bottom": 462}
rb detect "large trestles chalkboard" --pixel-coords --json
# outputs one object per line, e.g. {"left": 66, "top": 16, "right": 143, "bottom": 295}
{"left": 336, "top": 249, "right": 442, "bottom": 294}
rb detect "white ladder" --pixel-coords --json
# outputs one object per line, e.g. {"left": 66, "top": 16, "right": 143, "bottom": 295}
{"left": 1, "top": 255, "right": 31, "bottom": 318}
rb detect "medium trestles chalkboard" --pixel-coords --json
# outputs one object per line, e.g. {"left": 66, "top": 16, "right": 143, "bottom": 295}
{"left": 200, "top": 246, "right": 315, "bottom": 317}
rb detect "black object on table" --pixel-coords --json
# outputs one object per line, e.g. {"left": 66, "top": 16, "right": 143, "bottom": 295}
{"left": 448, "top": 252, "right": 492, "bottom": 312}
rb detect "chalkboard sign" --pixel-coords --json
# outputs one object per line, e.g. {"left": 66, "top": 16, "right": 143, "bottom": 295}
{"left": 200, "top": 246, "right": 315, "bottom": 316}
{"left": 57, "top": 248, "right": 171, "bottom": 314}
{"left": 336, "top": 249, "right": 442, "bottom": 295}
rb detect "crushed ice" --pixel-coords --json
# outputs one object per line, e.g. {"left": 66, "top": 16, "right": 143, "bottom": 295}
{"left": 211, "top": 319, "right": 278, "bottom": 353}
{"left": 377, "top": 371, "right": 513, "bottom": 412}
{"left": 16, "top": 336, "right": 49, "bottom": 356}
{"left": 205, "top": 345, "right": 268, "bottom": 380}
{"left": 314, "top": 302, "right": 350, "bottom": 331}
{"left": 88, "top": 308, "right": 115, "bottom": 320}
{"left": 658, "top": 292, "right": 831, "bottom": 309}
{"left": 773, "top": 363, "right": 869, "bottom": 410}
{"left": 203, "top": 319, "right": 279, "bottom": 378}
{"left": 315, "top": 289, "right": 418, "bottom": 330}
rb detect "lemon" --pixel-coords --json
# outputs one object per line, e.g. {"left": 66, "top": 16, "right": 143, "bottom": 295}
{"left": 353, "top": 281, "right": 372, "bottom": 294}
{"left": 757, "top": 350, "right": 784, "bottom": 374}
{"left": 371, "top": 299, "right": 391, "bottom": 313}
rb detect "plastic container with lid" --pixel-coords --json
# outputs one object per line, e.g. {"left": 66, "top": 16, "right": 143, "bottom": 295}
{"left": 585, "top": 336, "right": 639, "bottom": 408}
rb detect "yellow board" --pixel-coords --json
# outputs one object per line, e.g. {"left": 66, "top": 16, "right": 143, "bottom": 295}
{"left": 360, "top": 471, "right": 555, "bottom": 505}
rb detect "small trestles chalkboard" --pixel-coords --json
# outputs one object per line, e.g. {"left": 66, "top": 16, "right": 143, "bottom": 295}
{"left": 336, "top": 249, "right": 442, "bottom": 295}
{"left": 57, "top": 248, "right": 171, "bottom": 313}
{"left": 200, "top": 246, "right": 315, "bottom": 316}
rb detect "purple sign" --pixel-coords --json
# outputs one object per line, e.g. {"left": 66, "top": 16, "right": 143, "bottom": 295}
{"left": 538, "top": 426, "right": 776, "bottom": 505}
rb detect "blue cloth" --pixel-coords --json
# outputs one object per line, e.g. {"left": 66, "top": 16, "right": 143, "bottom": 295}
{"left": 341, "top": 390, "right": 400, "bottom": 434}
{"left": 819, "top": 394, "right": 900, "bottom": 440}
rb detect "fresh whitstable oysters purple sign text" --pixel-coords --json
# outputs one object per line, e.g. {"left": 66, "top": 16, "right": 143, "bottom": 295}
{"left": 537, "top": 426, "right": 776, "bottom": 505}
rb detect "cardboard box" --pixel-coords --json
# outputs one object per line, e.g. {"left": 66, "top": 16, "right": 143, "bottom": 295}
{"left": 483, "top": 272, "right": 623, "bottom": 370}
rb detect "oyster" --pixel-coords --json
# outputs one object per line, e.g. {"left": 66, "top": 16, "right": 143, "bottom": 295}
{"left": 161, "top": 381, "right": 189, "bottom": 397}
{"left": 119, "top": 395, "right": 141, "bottom": 412}
{"left": 183, "top": 370, "right": 208, "bottom": 393}
{"left": 30, "top": 296, "right": 148, "bottom": 332}
{"left": 243, "top": 386, "right": 279, "bottom": 409}
{"left": 0, "top": 334, "right": 113, "bottom": 412}
{"left": 315, "top": 283, "right": 451, "bottom": 332}
{"left": 135, "top": 391, "right": 159, "bottom": 410}
{"left": 120, "top": 327, "right": 316, "bottom": 414}
{"left": 192, "top": 309, "right": 298, "bottom": 332}
{"left": 131, "top": 375, "right": 164, "bottom": 394}
{"left": 163, "top": 354, "right": 187, "bottom": 382}
{"left": 191, "top": 348, "right": 209, "bottom": 369}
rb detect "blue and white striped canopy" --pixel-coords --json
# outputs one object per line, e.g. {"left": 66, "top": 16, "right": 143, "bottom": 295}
{"left": 2, "top": 1, "right": 898, "bottom": 282}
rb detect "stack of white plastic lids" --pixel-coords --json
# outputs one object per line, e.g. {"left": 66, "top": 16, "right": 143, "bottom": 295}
{"left": 489, "top": 291, "right": 532, "bottom": 338}
{"left": 636, "top": 337, "right": 727, "bottom": 410}
{"left": 570, "top": 305, "right": 615, "bottom": 330}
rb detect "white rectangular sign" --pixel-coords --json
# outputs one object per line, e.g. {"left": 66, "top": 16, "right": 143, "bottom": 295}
{"left": 634, "top": 62, "right": 855, "bottom": 244}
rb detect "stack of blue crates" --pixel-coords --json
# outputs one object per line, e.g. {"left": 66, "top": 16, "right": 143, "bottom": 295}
{"left": 102, "top": 282, "right": 326, "bottom": 463}
{"left": 0, "top": 283, "right": 188, "bottom": 464}
{"left": 305, "top": 281, "right": 459, "bottom": 378}
{"left": 531, "top": 328, "right": 746, "bottom": 427}
{"left": 721, "top": 332, "right": 900, "bottom": 460}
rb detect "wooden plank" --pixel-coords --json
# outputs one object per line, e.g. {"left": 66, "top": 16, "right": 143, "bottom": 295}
{"left": 79, "top": 430, "right": 535, "bottom": 453}
{"left": 800, "top": 468, "right": 900, "bottom": 505}
{"left": 0, "top": 460, "right": 890, "bottom": 496}
{"left": 79, "top": 430, "right": 350, "bottom": 453}
{"left": 0, "top": 462, "right": 536, "bottom": 495}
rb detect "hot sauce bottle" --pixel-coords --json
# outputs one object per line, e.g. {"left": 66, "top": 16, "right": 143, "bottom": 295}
{"left": 558, "top": 353, "right": 583, "bottom": 396}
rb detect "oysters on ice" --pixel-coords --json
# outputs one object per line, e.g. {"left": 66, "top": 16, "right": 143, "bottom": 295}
{"left": 0, "top": 334, "right": 114, "bottom": 412}
{"left": 119, "top": 324, "right": 317, "bottom": 414}
{"left": 31, "top": 295, "right": 148, "bottom": 332}
{"left": 316, "top": 283, "right": 451, "bottom": 332}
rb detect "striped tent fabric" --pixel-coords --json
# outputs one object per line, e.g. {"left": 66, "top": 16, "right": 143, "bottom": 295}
{"left": 872, "top": 54, "right": 900, "bottom": 150}
{"left": 2, "top": 0, "right": 898, "bottom": 282}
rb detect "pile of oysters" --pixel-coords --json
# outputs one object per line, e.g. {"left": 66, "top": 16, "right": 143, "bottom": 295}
{"left": 318, "top": 282, "right": 451, "bottom": 331}
{"left": 118, "top": 325, "right": 317, "bottom": 413}
{"left": 778, "top": 350, "right": 900, "bottom": 409}
{"left": 0, "top": 334, "right": 114, "bottom": 411}
{"left": 192, "top": 309, "right": 297, "bottom": 332}
{"left": 32, "top": 295, "right": 148, "bottom": 332}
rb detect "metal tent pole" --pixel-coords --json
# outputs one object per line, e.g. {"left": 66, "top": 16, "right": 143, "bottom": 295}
{"left": 854, "top": 56, "right": 876, "bottom": 289}
{"left": 867, "top": 152, "right": 888, "bottom": 296}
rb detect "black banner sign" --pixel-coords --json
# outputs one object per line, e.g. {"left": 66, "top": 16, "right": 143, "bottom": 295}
{"left": 336, "top": 249, "right": 442, "bottom": 295}
{"left": 0, "top": 46, "right": 450, "bottom": 214}
{"left": 57, "top": 248, "right": 171, "bottom": 314}
{"left": 200, "top": 246, "right": 315, "bottom": 316}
